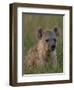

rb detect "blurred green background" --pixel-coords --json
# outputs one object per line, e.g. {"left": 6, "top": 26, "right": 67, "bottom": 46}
{"left": 22, "top": 13, "right": 63, "bottom": 74}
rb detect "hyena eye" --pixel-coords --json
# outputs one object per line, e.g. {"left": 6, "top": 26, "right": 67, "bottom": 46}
{"left": 45, "top": 39, "right": 49, "bottom": 42}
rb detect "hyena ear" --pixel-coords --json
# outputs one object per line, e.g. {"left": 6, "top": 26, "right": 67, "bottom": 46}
{"left": 37, "top": 27, "right": 43, "bottom": 39}
{"left": 53, "top": 27, "right": 59, "bottom": 36}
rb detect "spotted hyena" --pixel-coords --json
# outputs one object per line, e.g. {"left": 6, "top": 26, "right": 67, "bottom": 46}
{"left": 25, "top": 27, "right": 59, "bottom": 68}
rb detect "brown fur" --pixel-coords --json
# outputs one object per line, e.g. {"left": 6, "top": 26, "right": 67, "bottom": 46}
{"left": 25, "top": 39, "right": 50, "bottom": 67}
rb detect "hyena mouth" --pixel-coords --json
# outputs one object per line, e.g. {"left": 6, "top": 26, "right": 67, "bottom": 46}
{"left": 51, "top": 45, "right": 56, "bottom": 51}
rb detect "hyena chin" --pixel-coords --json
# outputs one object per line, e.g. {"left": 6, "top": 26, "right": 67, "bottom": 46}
{"left": 25, "top": 27, "right": 59, "bottom": 68}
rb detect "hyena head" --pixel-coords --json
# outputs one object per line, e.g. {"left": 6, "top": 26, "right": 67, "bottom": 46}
{"left": 37, "top": 27, "right": 59, "bottom": 52}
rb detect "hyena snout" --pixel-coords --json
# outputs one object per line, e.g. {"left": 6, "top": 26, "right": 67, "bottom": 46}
{"left": 51, "top": 45, "right": 56, "bottom": 51}
{"left": 46, "top": 40, "right": 56, "bottom": 51}
{"left": 51, "top": 39, "right": 56, "bottom": 50}
{"left": 47, "top": 38, "right": 57, "bottom": 51}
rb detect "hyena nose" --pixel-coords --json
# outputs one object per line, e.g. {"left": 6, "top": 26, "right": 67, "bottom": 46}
{"left": 51, "top": 45, "right": 56, "bottom": 50}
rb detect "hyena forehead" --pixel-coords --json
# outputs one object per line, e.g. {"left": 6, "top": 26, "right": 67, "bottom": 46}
{"left": 42, "top": 31, "right": 56, "bottom": 39}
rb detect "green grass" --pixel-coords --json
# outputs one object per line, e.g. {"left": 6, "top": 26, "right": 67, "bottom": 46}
{"left": 23, "top": 14, "right": 63, "bottom": 74}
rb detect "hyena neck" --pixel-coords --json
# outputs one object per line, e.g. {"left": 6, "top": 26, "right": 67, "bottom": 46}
{"left": 37, "top": 41, "right": 50, "bottom": 62}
